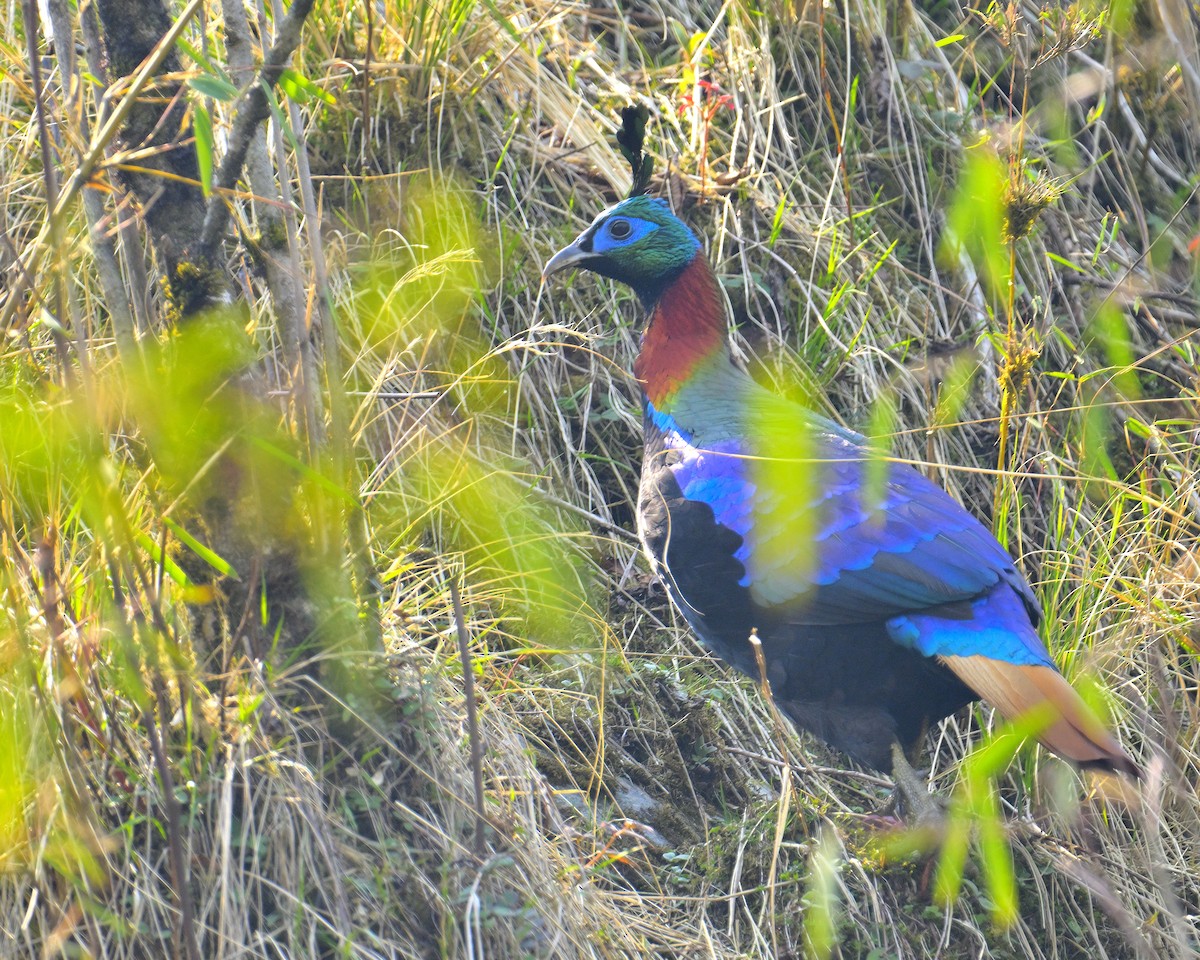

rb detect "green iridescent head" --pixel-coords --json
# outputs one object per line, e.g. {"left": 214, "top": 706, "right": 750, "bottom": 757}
{"left": 542, "top": 196, "right": 701, "bottom": 305}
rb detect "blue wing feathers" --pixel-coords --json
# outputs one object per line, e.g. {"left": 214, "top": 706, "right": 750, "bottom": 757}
{"left": 887, "top": 585, "right": 1054, "bottom": 666}
{"left": 650, "top": 397, "right": 1049, "bottom": 667}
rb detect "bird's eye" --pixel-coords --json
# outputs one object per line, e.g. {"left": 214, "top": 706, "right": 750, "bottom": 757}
{"left": 608, "top": 219, "right": 632, "bottom": 240}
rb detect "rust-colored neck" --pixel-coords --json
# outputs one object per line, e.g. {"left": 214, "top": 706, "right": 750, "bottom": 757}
{"left": 633, "top": 256, "right": 728, "bottom": 410}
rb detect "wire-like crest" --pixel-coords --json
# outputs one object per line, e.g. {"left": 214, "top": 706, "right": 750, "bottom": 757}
{"left": 617, "top": 104, "right": 654, "bottom": 198}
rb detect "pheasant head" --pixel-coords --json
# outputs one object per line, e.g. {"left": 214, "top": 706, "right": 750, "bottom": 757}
{"left": 543, "top": 196, "right": 701, "bottom": 307}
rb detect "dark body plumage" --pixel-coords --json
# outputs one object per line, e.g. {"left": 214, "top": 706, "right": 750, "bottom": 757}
{"left": 638, "top": 418, "right": 978, "bottom": 770}
{"left": 545, "top": 196, "right": 1137, "bottom": 778}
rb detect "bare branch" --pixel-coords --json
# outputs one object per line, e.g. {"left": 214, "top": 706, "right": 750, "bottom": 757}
{"left": 197, "top": 0, "right": 316, "bottom": 260}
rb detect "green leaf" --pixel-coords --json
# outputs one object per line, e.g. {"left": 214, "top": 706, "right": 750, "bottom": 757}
{"left": 858, "top": 238, "right": 898, "bottom": 286}
{"left": 193, "top": 103, "right": 214, "bottom": 198}
{"left": 1108, "top": 0, "right": 1135, "bottom": 32}
{"left": 803, "top": 828, "right": 842, "bottom": 959}
{"left": 964, "top": 703, "right": 1053, "bottom": 781}
{"left": 1089, "top": 304, "right": 1141, "bottom": 400}
{"left": 260, "top": 81, "right": 299, "bottom": 154}
{"left": 933, "top": 807, "right": 971, "bottom": 906}
{"left": 478, "top": 0, "right": 523, "bottom": 42}
{"left": 278, "top": 67, "right": 336, "bottom": 105}
{"left": 1046, "top": 251, "right": 1086, "bottom": 273}
{"left": 135, "top": 532, "right": 195, "bottom": 588}
{"left": 1081, "top": 389, "right": 1118, "bottom": 487}
{"left": 753, "top": 408, "right": 818, "bottom": 593}
{"left": 978, "top": 802, "right": 1017, "bottom": 927}
{"left": 188, "top": 74, "right": 239, "bottom": 102}
{"left": 935, "top": 33, "right": 966, "bottom": 47}
{"left": 942, "top": 150, "right": 1010, "bottom": 301}
{"left": 164, "top": 517, "right": 238, "bottom": 578}
{"left": 35, "top": 308, "right": 66, "bottom": 334}
{"left": 251, "top": 437, "right": 358, "bottom": 505}
{"left": 768, "top": 196, "right": 787, "bottom": 247}
{"left": 933, "top": 704, "right": 1057, "bottom": 926}
{"left": 176, "top": 38, "right": 230, "bottom": 81}
{"left": 864, "top": 391, "right": 898, "bottom": 514}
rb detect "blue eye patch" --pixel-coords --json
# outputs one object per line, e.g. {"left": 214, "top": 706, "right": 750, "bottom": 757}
{"left": 590, "top": 216, "right": 659, "bottom": 253}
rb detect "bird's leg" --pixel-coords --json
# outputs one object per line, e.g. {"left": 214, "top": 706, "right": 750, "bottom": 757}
{"left": 890, "top": 742, "right": 944, "bottom": 827}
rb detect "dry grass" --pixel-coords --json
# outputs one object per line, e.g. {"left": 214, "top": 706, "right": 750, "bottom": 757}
{"left": 2, "top": 0, "right": 1199, "bottom": 957}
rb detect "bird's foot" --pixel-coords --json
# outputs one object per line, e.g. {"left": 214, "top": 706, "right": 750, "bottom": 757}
{"left": 890, "top": 742, "right": 945, "bottom": 829}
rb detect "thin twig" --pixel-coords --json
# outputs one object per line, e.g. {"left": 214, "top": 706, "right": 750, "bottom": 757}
{"left": 750, "top": 629, "right": 788, "bottom": 959}
{"left": 263, "top": 0, "right": 325, "bottom": 449}
{"left": 144, "top": 676, "right": 202, "bottom": 960}
{"left": 197, "top": 0, "right": 317, "bottom": 259}
{"left": 22, "top": 0, "right": 75, "bottom": 384}
{"left": 449, "top": 577, "right": 487, "bottom": 856}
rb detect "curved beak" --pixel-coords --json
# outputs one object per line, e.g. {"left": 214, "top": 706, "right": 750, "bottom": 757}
{"left": 542, "top": 236, "right": 592, "bottom": 280}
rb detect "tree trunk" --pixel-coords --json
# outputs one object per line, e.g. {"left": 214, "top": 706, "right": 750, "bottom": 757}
{"left": 92, "top": 0, "right": 327, "bottom": 668}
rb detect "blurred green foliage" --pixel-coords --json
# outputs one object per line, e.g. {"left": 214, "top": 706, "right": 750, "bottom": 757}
{"left": 352, "top": 175, "right": 598, "bottom": 647}
{"left": 943, "top": 149, "right": 1010, "bottom": 308}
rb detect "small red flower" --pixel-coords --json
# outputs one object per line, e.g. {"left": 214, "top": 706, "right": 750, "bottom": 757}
{"left": 679, "top": 79, "right": 735, "bottom": 116}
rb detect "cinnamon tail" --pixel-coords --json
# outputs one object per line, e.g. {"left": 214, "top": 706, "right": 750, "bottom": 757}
{"left": 942, "top": 654, "right": 1140, "bottom": 779}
